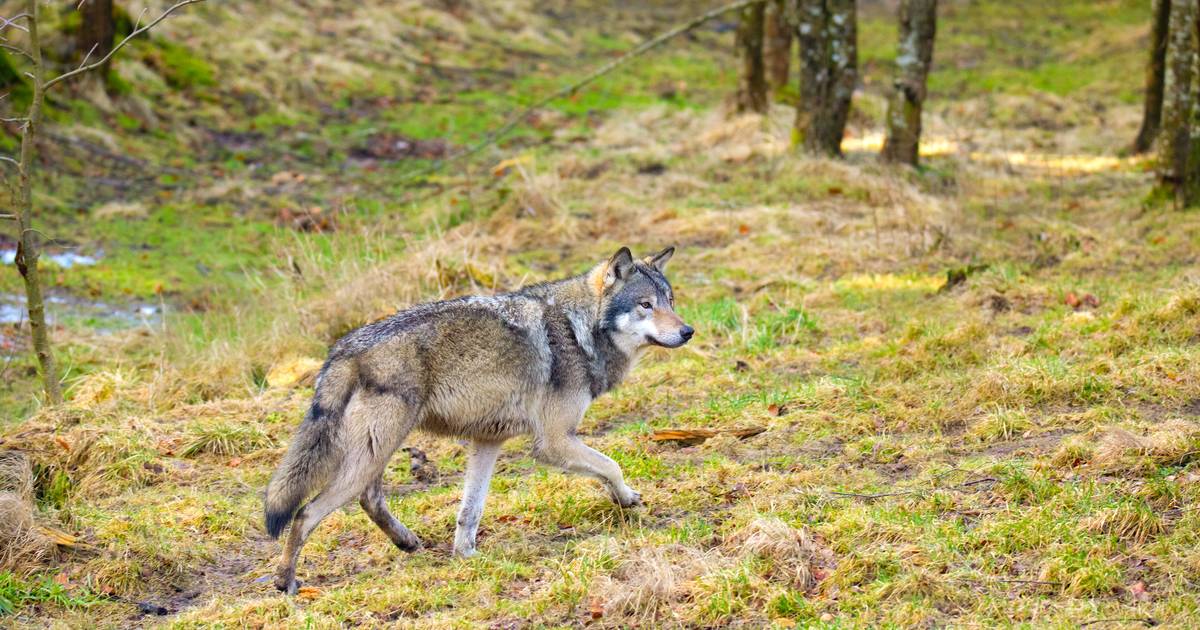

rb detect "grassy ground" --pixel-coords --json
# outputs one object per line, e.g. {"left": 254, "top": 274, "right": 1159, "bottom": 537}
{"left": 3, "top": 0, "right": 1200, "bottom": 627}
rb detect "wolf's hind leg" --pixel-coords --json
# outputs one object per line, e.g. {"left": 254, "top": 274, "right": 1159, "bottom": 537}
{"left": 453, "top": 439, "right": 504, "bottom": 558}
{"left": 273, "top": 472, "right": 371, "bottom": 594}
{"left": 274, "top": 393, "right": 413, "bottom": 594}
{"left": 360, "top": 476, "right": 421, "bottom": 551}
{"left": 535, "top": 435, "right": 641, "bottom": 507}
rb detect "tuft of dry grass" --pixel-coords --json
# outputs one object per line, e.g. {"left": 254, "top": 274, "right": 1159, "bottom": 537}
{"left": 1093, "top": 420, "right": 1200, "bottom": 472}
{"left": 592, "top": 544, "right": 715, "bottom": 621}
{"left": 0, "top": 452, "right": 53, "bottom": 573}
{"left": 725, "top": 517, "right": 833, "bottom": 590}
{"left": 1082, "top": 503, "right": 1165, "bottom": 544}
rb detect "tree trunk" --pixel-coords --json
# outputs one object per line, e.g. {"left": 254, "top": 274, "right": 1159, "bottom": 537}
{"left": 16, "top": 0, "right": 62, "bottom": 404}
{"left": 881, "top": 0, "right": 937, "bottom": 166}
{"left": 1135, "top": 0, "right": 1172, "bottom": 153}
{"left": 77, "top": 0, "right": 116, "bottom": 78}
{"left": 794, "top": 0, "right": 858, "bottom": 156}
{"left": 764, "top": 0, "right": 793, "bottom": 92}
{"left": 735, "top": 2, "right": 768, "bottom": 113}
{"left": 1158, "top": 0, "right": 1198, "bottom": 202}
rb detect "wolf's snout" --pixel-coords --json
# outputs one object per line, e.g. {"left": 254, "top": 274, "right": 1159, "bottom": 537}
{"left": 680, "top": 325, "right": 694, "bottom": 342}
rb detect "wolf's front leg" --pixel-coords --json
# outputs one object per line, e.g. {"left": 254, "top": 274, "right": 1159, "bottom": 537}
{"left": 454, "top": 440, "right": 504, "bottom": 558}
{"left": 536, "top": 435, "right": 642, "bottom": 507}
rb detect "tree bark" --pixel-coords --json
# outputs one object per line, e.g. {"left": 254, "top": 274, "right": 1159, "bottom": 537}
{"left": 794, "top": 0, "right": 858, "bottom": 156}
{"left": 16, "top": 0, "right": 62, "bottom": 404}
{"left": 881, "top": 0, "right": 937, "bottom": 166}
{"left": 1158, "top": 0, "right": 1198, "bottom": 202}
{"left": 77, "top": 0, "right": 116, "bottom": 79}
{"left": 764, "top": 0, "right": 793, "bottom": 92}
{"left": 1135, "top": 0, "right": 1172, "bottom": 153}
{"left": 735, "top": 2, "right": 768, "bottom": 113}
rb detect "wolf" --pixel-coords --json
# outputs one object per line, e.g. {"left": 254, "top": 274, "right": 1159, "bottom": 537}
{"left": 263, "top": 246, "right": 693, "bottom": 593}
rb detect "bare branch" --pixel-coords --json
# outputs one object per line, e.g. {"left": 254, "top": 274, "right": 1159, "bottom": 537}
{"left": 76, "top": 42, "right": 99, "bottom": 71}
{"left": 0, "top": 42, "right": 32, "bottom": 61}
{"left": 44, "top": 0, "right": 205, "bottom": 90}
{"left": 0, "top": 14, "right": 30, "bottom": 34}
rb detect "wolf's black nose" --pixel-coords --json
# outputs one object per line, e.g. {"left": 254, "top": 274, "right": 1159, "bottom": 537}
{"left": 680, "top": 325, "right": 694, "bottom": 341}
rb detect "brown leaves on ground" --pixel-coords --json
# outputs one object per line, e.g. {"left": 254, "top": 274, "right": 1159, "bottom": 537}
{"left": 1064, "top": 291, "right": 1100, "bottom": 310}
{"left": 353, "top": 133, "right": 450, "bottom": 161}
{"left": 277, "top": 206, "right": 336, "bottom": 232}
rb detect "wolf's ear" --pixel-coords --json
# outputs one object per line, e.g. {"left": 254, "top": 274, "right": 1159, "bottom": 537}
{"left": 604, "top": 247, "right": 635, "bottom": 287}
{"left": 643, "top": 246, "right": 675, "bottom": 272}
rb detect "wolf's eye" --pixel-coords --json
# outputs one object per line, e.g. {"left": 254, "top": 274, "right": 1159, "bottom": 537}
{"left": 639, "top": 301, "right": 652, "bottom": 310}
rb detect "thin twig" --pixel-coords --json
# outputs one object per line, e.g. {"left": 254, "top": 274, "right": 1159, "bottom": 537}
{"left": 44, "top": 0, "right": 205, "bottom": 90}
{"left": 830, "top": 489, "right": 919, "bottom": 500}
{"left": 403, "top": 0, "right": 766, "bottom": 183}
{"left": 0, "top": 42, "right": 33, "bottom": 61}
{"left": 1078, "top": 618, "right": 1157, "bottom": 628}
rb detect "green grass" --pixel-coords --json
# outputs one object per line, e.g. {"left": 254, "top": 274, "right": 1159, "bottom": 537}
{"left": 3, "top": 0, "right": 1200, "bottom": 627}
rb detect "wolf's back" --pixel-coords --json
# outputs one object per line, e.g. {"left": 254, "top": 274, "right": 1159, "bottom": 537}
{"left": 263, "top": 358, "right": 357, "bottom": 538}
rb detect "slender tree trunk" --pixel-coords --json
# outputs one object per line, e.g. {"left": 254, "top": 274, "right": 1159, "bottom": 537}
{"left": 764, "top": 0, "right": 793, "bottom": 92}
{"left": 1135, "top": 0, "right": 1172, "bottom": 153}
{"left": 794, "top": 0, "right": 858, "bottom": 156}
{"left": 1158, "top": 0, "right": 1198, "bottom": 202}
{"left": 77, "top": 0, "right": 116, "bottom": 79}
{"left": 735, "top": 2, "right": 768, "bottom": 113}
{"left": 881, "top": 0, "right": 937, "bottom": 166}
{"left": 16, "top": 0, "right": 62, "bottom": 404}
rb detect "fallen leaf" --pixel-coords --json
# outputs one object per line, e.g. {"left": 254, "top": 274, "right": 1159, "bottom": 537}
{"left": 737, "top": 224, "right": 750, "bottom": 235}
{"left": 227, "top": 457, "right": 242, "bottom": 468}
{"left": 54, "top": 436, "right": 71, "bottom": 452}
{"left": 1129, "top": 580, "right": 1151, "bottom": 602}
{"left": 588, "top": 597, "right": 604, "bottom": 620}
{"left": 297, "top": 586, "right": 321, "bottom": 599}
{"left": 1064, "top": 292, "right": 1081, "bottom": 309}
{"left": 773, "top": 618, "right": 797, "bottom": 628}
{"left": 768, "top": 403, "right": 788, "bottom": 417}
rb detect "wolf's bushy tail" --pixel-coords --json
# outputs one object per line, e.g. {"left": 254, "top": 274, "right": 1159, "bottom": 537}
{"left": 264, "top": 358, "right": 357, "bottom": 538}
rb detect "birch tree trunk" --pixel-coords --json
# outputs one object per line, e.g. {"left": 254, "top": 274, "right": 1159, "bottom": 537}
{"left": 764, "top": 0, "right": 793, "bottom": 93}
{"left": 735, "top": 2, "right": 768, "bottom": 113}
{"left": 15, "top": 0, "right": 62, "bottom": 404}
{"left": 1158, "top": 0, "right": 1198, "bottom": 202}
{"left": 1134, "top": 0, "right": 1172, "bottom": 153}
{"left": 881, "top": 0, "right": 937, "bottom": 166}
{"left": 794, "top": 0, "right": 858, "bottom": 156}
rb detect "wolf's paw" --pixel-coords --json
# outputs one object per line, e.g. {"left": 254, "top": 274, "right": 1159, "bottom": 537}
{"left": 274, "top": 576, "right": 300, "bottom": 596}
{"left": 616, "top": 489, "right": 643, "bottom": 508}
{"left": 395, "top": 531, "right": 423, "bottom": 553}
{"left": 453, "top": 545, "right": 478, "bottom": 559}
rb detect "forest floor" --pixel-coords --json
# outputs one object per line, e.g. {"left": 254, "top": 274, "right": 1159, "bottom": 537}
{"left": 2, "top": 0, "right": 1199, "bottom": 628}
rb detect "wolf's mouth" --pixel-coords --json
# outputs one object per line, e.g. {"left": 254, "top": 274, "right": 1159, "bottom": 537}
{"left": 647, "top": 335, "right": 688, "bottom": 348}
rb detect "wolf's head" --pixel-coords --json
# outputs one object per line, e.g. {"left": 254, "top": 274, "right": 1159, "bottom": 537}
{"left": 592, "top": 246, "right": 693, "bottom": 354}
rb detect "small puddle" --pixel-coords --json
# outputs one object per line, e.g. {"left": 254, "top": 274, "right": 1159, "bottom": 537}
{"left": 0, "top": 292, "right": 162, "bottom": 331}
{"left": 0, "top": 247, "right": 103, "bottom": 269}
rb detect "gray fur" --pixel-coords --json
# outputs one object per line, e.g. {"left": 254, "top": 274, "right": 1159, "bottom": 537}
{"left": 263, "top": 246, "right": 693, "bottom": 594}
